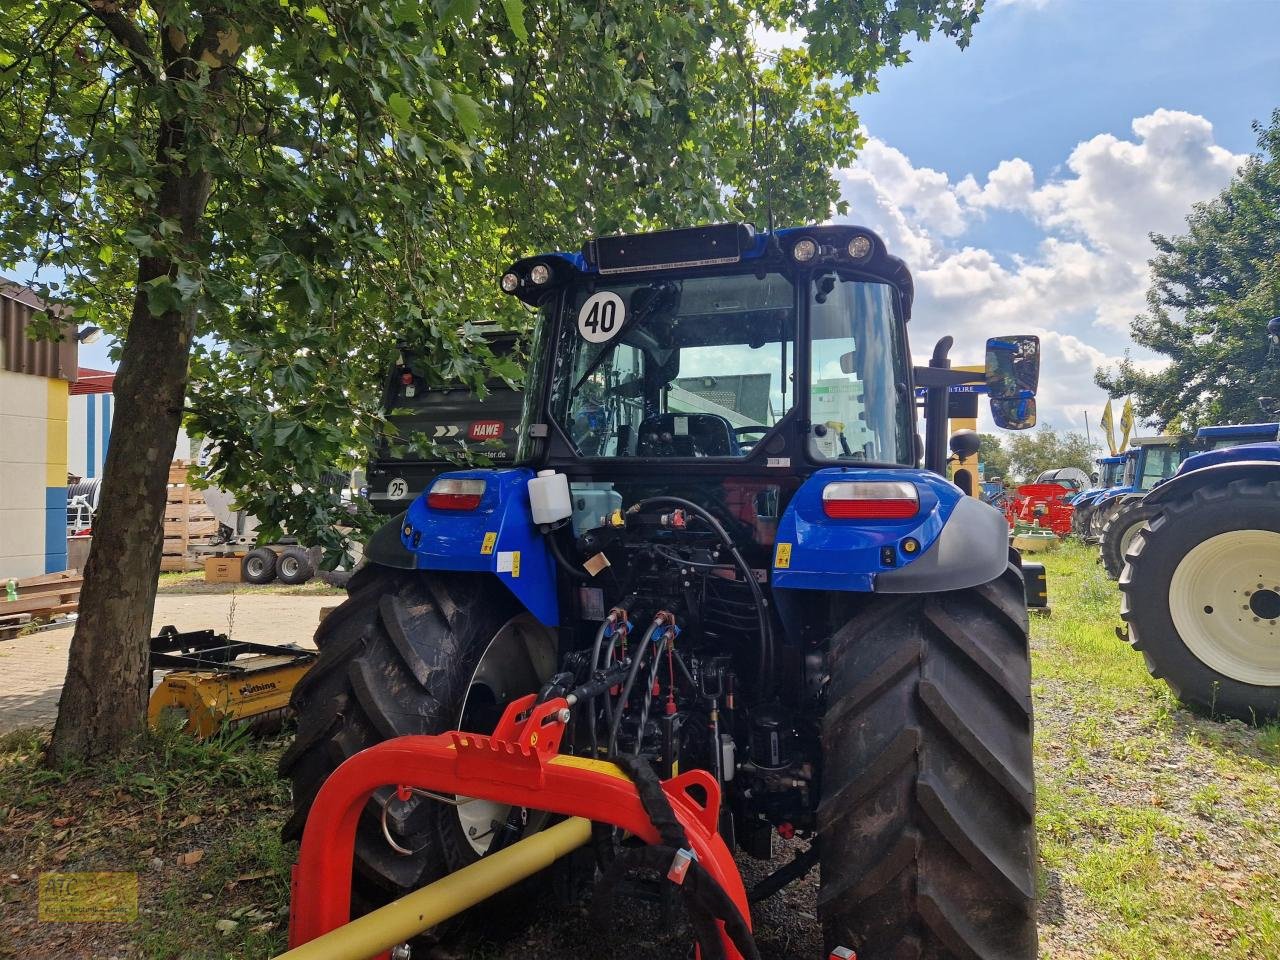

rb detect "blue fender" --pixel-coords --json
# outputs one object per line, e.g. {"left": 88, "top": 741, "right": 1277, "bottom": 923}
{"left": 771, "top": 468, "right": 1007, "bottom": 598}
{"left": 399, "top": 468, "right": 558, "bottom": 626}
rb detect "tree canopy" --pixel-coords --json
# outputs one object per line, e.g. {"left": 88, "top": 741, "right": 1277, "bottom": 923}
{"left": 1, "top": 0, "right": 986, "bottom": 761}
{"left": 986, "top": 426, "right": 1097, "bottom": 485}
{"left": 1096, "top": 110, "right": 1280, "bottom": 430}
{"left": 3, "top": 0, "right": 985, "bottom": 559}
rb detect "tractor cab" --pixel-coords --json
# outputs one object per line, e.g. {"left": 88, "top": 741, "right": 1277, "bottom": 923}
{"left": 498, "top": 224, "right": 1036, "bottom": 545}
{"left": 1194, "top": 422, "right": 1280, "bottom": 450}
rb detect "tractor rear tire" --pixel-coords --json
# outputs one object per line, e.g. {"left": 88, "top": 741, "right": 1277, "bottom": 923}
{"left": 1100, "top": 500, "right": 1160, "bottom": 580}
{"left": 818, "top": 563, "right": 1037, "bottom": 960}
{"left": 1120, "top": 480, "right": 1280, "bottom": 722}
{"left": 279, "top": 565, "right": 557, "bottom": 924}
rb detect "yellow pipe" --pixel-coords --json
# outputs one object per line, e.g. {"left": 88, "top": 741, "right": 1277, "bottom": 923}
{"left": 274, "top": 816, "right": 593, "bottom": 960}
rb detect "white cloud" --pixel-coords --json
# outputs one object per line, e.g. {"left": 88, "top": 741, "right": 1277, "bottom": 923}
{"left": 831, "top": 109, "right": 1246, "bottom": 433}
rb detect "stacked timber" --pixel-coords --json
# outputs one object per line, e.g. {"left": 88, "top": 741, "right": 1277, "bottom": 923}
{"left": 0, "top": 571, "right": 82, "bottom": 640}
{"left": 162, "top": 460, "right": 220, "bottom": 572}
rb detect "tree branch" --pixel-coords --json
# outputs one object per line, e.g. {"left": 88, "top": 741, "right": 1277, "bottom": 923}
{"left": 75, "top": 0, "right": 156, "bottom": 82}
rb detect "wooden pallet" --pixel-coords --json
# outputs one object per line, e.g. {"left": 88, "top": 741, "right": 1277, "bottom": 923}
{"left": 0, "top": 572, "right": 82, "bottom": 640}
{"left": 162, "top": 460, "right": 221, "bottom": 572}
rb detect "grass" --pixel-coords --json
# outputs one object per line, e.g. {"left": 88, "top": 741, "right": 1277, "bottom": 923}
{"left": 1033, "top": 540, "right": 1280, "bottom": 960}
{"left": 0, "top": 725, "right": 293, "bottom": 959}
{"left": 1, "top": 542, "right": 1277, "bottom": 958}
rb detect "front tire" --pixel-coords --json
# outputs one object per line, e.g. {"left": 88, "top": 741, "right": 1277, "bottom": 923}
{"left": 279, "top": 566, "right": 557, "bottom": 912}
{"left": 1100, "top": 499, "right": 1158, "bottom": 580}
{"left": 1120, "top": 480, "right": 1280, "bottom": 722}
{"left": 818, "top": 563, "right": 1037, "bottom": 960}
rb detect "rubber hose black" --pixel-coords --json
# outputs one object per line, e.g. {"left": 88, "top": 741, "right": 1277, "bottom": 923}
{"left": 607, "top": 620, "right": 658, "bottom": 755}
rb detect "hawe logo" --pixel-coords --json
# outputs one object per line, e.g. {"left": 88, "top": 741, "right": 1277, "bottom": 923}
{"left": 469, "top": 420, "right": 506, "bottom": 441}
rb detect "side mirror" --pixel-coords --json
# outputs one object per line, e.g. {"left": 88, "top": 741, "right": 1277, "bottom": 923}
{"left": 949, "top": 429, "right": 981, "bottom": 461}
{"left": 985, "top": 335, "right": 1040, "bottom": 398}
{"left": 839, "top": 351, "right": 856, "bottom": 375}
{"left": 1268, "top": 317, "right": 1280, "bottom": 346}
{"left": 991, "top": 397, "right": 1037, "bottom": 430}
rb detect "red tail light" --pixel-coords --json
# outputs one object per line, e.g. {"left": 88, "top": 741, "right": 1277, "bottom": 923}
{"left": 822, "top": 481, "right": 919, "bottom": 519}
{"left": 427, "top": 478, "right": 486, "bottom": 511}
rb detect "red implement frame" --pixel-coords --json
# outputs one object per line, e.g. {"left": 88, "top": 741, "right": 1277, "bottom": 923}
{"left": 288, "top": 693, "right": 750, "bottom": 959}
{"left": 1005, "top": 482, "right": 1075, "bottom": 537}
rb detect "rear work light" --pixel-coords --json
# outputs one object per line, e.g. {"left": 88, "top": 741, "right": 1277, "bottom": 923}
{"left": 822, "top": 481, "right": 919, "bottom": 520}
{"left": 427, "top": 478, "right": 486, "bottom": 511}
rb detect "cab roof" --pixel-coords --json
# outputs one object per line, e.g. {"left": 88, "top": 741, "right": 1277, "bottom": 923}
{"left": 504, "top": 223, "right": 915, "bottom": 319}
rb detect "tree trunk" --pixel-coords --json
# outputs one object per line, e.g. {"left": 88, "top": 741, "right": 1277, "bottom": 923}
{"left": 47, "top": 111, "right": 213, "bottom": 764}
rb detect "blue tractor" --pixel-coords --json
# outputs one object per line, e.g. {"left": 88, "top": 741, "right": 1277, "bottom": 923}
{"left": 1067, "top": 454, "right": 1126, "bottom": 536}
{"left": 1098, "top": 422, "right": 1280, "bottom": 578}
{"left": 1085, "top": 436, "right": 1193, "bottom": 543}
{"left": 1118, "top": 319, "right": 1280, "bottom": 721}
{"left": 282, "top": 223, "right": 1043, "bottom": 959}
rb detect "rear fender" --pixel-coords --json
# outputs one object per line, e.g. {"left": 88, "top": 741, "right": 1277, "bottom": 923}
{"left": 371, "top": 468, "right": 557, "bottom": 626}
{"left": 771, "top": 468, "right": 1006, "bottom": 599}
{"left": 1143, "top": 458, "right": 1280, "bottom": 509}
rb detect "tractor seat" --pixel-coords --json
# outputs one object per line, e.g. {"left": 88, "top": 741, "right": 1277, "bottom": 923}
{"left": 635, "top": 413, "right": 738, "bottom": 458}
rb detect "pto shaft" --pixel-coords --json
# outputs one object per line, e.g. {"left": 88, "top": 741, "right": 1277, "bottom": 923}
{"left": 275, "top": 816, "right": 592, "bottom": 960}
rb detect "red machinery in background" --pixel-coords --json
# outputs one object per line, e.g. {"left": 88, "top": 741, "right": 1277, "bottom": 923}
{"left": 1003, "top": 482, "right": 1076, "bottom": 537}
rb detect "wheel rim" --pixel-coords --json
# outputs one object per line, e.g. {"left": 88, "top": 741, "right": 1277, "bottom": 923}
{"left": 455, "top": 614, "right": 557, "bottom": 855}
{"left": 1169, "top": 530, "right": 1280, "bottom": 686}
{"left": 246, "top": 556, "right": 266, "bottom": 578}
{"left": 280, "top": 556, "right": 299, "bottom": 578}
{"left": 1119, "top": 515, "right": 1147, "bottom": 558}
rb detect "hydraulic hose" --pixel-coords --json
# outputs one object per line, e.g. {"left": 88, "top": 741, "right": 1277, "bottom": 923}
{"left": 630, "top": 496, "right": 775, "bottom": 700}
{"left": 546, "top": 526, "right": 592, "bottom": 581}
{"left": 608, "top": 618, "right": 659, "bottom": 756}
{"left": 631, "top": 633, "right": 669, "bottom": 756}
{"left": 587, "top": 620, "right": 610, "bottom": 757}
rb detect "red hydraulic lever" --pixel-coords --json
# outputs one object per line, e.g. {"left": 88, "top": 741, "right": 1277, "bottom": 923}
{"left": 288, "top": 693, "right": 750, "bottom": 958}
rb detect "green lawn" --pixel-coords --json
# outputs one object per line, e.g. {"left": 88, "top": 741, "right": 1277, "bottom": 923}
{"left": 1033, "top": 541, "right": 1280, "bottom": 959}
{"left": 1, "top": 543, "right": 1277, "bottom": 958}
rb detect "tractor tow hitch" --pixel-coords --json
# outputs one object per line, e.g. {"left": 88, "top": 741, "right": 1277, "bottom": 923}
{"left": 279, "top": 693, "right": 754, "bottom": 960}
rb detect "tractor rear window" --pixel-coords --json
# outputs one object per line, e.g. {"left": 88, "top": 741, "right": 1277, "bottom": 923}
{"left": 551, "top": 272, "right": 798, "bottom": 458}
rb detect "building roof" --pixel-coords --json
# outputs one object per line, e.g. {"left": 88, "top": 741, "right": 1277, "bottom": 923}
{"left": 71, "top": 367, "right": 115, "bottom": 396}
{"left": 0, "top": 277, "right": 77, "bottom": 381}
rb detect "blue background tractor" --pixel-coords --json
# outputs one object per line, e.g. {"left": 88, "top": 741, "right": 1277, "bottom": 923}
{"left": 282, "top": 223, "right": 1043, "bottom": 960}
{"left": 1117, "top": 326, "right": 1280, "bottom": 722}
{"left": 1098, "top": 422, "right": 1280, "bottom": 579}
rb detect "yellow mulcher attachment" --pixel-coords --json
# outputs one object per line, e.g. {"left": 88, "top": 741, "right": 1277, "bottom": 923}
{"left": 147, "top": 625, "right": 317, "bottom": 737}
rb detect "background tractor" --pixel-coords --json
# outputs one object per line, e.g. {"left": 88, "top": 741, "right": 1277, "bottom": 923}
{"left": 281, "top": 223, "right": 1044, "bottom": 960}
{"left": 1099, "top": 422, "right": 1280, "bottom": 579}
{"left": 1117, "top": 319, "right": 1280, "bottom": 722}
{"left": 1084, "top": 435, "right": 1192, "bottom": 542}
{"left": 1067, "top": 454, "right": 1125, "bottom": 535}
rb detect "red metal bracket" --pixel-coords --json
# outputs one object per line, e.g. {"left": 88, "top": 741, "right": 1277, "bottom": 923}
{"left": 288, "top": 697, "right": 750, "bottom": 959}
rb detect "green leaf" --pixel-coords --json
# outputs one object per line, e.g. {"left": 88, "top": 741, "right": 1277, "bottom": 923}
{"left": 452, "top": 93, "right": 482, "bottom": 138}
{"left": 386, "top": 93, "right": 412, "bottom": 127}
{"left": 500, "top": 0, "right": 527, "bottom": 41}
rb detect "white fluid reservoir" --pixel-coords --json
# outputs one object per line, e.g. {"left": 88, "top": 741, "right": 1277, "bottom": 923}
{"left": 528, "top": 470, "right": 573, "bottom": 525}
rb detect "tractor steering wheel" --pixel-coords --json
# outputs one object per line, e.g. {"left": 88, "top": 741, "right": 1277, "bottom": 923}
{"left": 734, "top": 425, "right": 770, "bottom": 453}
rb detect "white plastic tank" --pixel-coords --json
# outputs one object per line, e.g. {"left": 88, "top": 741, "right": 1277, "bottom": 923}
{"left": 528, "top": 470, "right": 572, "bottom": 525}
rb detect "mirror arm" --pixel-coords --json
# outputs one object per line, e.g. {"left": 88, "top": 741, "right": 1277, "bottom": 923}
{"left": 913, "top": 366, "right": 984, "bottom": 389}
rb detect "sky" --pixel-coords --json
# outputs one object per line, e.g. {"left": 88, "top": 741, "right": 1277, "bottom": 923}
{"left": 63, "top": 0, "right": 1280, "bottom": 442}
{"left": 821, "top": 0, "right": 1280, "bottom": 437}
